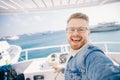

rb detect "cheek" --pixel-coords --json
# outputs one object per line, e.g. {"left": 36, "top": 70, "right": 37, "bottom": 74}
{"left": 66, "top": 33, "right": 70, "bottom": 39}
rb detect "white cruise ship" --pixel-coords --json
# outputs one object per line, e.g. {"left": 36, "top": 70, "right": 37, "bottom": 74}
{"left": 90, "top": 22, "right": 120, "bottom": 32}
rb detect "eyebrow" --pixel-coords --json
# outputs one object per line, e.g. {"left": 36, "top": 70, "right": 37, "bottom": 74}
{"left": 68, "top": 27, "right": 87, "bottom": 28}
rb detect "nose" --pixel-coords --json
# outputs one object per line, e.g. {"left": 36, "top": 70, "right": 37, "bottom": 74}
{"left": 72, "top": 29, "right": 79, "bottom": 35}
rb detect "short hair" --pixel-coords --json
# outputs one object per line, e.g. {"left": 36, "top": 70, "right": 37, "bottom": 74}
{"left": 67, "top": 12, "right": 89, "bottom": 23}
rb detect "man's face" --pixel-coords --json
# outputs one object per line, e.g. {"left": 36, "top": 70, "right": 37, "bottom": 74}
{"left": 66, "top": 19, "right": 90, "bottom": 50}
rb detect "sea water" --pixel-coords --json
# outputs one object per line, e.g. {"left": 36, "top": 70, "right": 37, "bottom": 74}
{"left": 1, "top": 30, "right": 120, "bottom": 60}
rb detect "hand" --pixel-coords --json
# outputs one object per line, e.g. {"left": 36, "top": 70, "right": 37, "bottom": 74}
{"left": 53, "top": 66, "right": 62, "bottom": 73}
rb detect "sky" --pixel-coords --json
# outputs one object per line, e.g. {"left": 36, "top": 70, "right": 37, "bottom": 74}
{"left": 0, "top": 2, "right": 120, "bottom": 37}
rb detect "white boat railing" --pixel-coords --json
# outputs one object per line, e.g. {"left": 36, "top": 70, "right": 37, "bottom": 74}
{"left": 20, "top": 41, "right": 120, "bottom": 61}
{"left": 21, "top": 44, "right": 69, "bottom": 61}
{"left": 92, "top": 41, "right": 120, "bottom": 52}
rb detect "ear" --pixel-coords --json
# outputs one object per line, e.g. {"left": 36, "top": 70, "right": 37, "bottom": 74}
{"left": 87, "top": 30, "right": 90, "bottom": 36}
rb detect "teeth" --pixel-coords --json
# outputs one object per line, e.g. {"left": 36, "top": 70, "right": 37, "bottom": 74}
{"left": 72, "top": 38, "right": 80, "bottom": 41}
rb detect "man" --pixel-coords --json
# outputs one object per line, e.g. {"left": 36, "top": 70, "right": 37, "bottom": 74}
{"left": 54, "top": 12, "right": 120, "bottom": 80}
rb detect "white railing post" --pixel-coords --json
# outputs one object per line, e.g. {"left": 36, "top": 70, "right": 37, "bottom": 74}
{"left": 61, "top": 44, "right": 69, "bottom": 53}
{"left": 104, "top": 43, "right": 108, "bottom": 52}
{"left": 25, "top": 50, "right": 28, "bottom": 60}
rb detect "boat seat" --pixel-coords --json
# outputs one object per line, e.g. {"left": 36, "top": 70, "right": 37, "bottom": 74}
{"left": 0, "top": 41, "right": 10, "bottom": 52}
{"left": 0, "top": 41, "right": 11, "bottom": 66}
{"left": 8, "top": 45, "right": 21, "bottom": 64}
{"left": 0, "top": 41, "right": 21, "bottom": 65}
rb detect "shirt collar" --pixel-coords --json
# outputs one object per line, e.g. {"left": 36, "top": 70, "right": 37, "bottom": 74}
{"left": 69, "top": 42, "right": 89, "bottom": 57}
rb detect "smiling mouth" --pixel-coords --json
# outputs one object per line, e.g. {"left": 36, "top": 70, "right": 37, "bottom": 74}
{"left": 72, "top": 38, "right": 81, "bottom": 42}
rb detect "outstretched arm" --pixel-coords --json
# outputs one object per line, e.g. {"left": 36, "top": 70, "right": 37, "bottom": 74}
{"left": 85, "top": 51, "right": 120, "bottom": 80}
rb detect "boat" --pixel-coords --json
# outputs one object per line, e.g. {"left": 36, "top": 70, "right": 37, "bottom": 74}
{"left": 0, "top": 35, "right": 19, "bottom": 41}
{"left": 6, "top": 35, "right": 19, "bottom": 40}
{"left": 0, "top": 41, "right": 21, "bottom": 66}
{"left": 90, "top": 22, "right": 120, "bottom": 32}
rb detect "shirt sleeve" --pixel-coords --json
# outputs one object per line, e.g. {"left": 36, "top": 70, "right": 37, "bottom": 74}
{"left": 85, "top": 51, "right": 120, "bottom": 80}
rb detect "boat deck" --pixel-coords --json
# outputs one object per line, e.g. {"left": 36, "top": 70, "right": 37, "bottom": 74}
{"left": 13, "top": 58, "right": 64, "bottom": 80}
